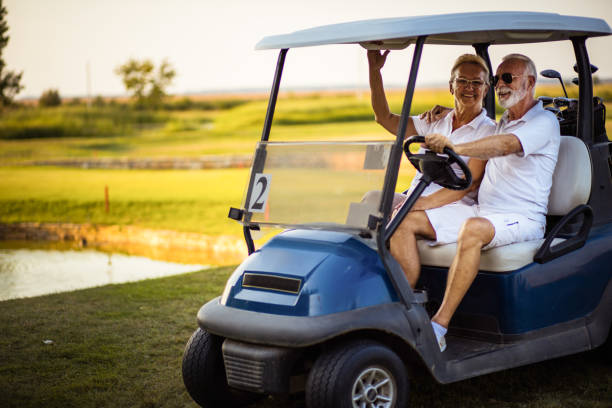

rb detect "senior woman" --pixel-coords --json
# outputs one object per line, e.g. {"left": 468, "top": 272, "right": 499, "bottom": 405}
{"left": 367, "top": 51, "right": 495, "bottom": 213}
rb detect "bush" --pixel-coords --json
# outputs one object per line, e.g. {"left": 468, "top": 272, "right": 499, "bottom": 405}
{"left": 162, "top": 97, "right": 248, "bottom": 111}
{"left": 67, "top": 97, "right": 82, "bottom": 106}
{"left": 93, "top": 95, "right": 106, "bottom": 107}
{"left": 38, "top": 89, "right": 62, "bottom": 107}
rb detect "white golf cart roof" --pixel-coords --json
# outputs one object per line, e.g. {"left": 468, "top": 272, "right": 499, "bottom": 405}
{"left": 255, "top": 11, "right": 612, "bottom": 50}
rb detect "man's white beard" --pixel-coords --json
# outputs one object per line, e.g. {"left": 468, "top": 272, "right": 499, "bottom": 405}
{"left": 498, "top": 86, "right": 527, "bottom": 109}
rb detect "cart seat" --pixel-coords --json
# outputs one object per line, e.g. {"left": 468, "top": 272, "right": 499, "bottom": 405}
{"left": 417, "top": 136, "right": 591, "bottom": 272}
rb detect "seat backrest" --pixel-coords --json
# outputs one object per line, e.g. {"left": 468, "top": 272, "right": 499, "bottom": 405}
{"left": 547, "top": 136, "right": 592, "bottom": 216}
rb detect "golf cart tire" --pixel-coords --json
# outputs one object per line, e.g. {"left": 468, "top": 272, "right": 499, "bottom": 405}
{"left": 182, "top": 328, "right": 263, "bottom": 408}
{"left": 305, "top": 340, "right": 409, "bottom": 408}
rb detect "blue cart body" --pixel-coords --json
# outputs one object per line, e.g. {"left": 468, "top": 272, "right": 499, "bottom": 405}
{"left": 222, "top": 224, "right": 612, "bottom": 336}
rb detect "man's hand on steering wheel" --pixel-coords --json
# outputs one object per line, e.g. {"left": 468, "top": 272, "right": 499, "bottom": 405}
{"left": 403, "top": 135, "right": 471, "bottom": 191}
{"left": 425, "top": 133, "right": 455, "bottom": 153}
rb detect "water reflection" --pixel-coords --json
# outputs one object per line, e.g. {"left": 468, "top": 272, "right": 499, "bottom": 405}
{"left": 0, "top": 243, "right": 207, "bottom": 301}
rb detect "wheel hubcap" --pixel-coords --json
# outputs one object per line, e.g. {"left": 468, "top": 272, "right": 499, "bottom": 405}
{"left": 352, "top": 366, "right": 396, "bottom": 408}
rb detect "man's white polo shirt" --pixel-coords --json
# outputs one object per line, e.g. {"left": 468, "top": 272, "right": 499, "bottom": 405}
{"left": 407, "top": 108, "right": 496, "bottom": 204}
{"left": 478, "top": 101, "right": 560, "bottom": 224}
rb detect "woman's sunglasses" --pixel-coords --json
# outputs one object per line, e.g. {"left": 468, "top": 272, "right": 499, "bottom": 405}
{"left": 492, "top": 73, "right": 525, "bottom": 86}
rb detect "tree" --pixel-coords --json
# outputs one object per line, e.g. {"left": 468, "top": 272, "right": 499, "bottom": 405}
{"left": 39, "top": 89, "right": 61, "bottom": 107}
{"left": 0, "top": 0, "right": 23, "bottom": 107}
{"left": 115, "top": 58, "right": 175, "bottom": 108}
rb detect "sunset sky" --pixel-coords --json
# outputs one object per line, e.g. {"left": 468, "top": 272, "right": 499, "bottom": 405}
{"left": 6, "top": 0, "right": 612, "bottom": 99}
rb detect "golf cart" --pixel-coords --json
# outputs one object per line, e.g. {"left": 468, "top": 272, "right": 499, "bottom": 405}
{"left": 183, "top": 12, "right": 612, "bottom": 407}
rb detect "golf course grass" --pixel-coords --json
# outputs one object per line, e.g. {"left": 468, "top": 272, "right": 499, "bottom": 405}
{"left": 0, "top": 166, "right": 248, "bottom": 237}
{"left": 0, "top": 267, "right": 609, "bottom": 408}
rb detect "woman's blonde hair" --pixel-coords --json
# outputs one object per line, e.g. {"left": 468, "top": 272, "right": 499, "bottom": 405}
{"left": 450, "top": 54, "right": 490, "bottom": 84}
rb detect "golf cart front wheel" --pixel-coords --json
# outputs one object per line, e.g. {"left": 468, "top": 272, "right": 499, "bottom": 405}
{"left": 305, "top": 340, "right": 409, "bottom": 408}
{"left": 182, "top": 328, "right": 262, "bottom": 408}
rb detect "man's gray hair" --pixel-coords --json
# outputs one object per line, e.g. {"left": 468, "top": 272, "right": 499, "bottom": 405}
{"left": 502, "top": 53, "right": 537, "bottom": 80}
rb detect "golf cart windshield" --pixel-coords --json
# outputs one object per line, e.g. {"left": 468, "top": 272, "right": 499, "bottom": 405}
{"left": 238, "top": 141, "right": 394, "bottom": 233}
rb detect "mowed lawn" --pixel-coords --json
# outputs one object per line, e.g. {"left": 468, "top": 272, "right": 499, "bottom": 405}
{"left": 0, "top": 268, "right": 610, "bottom": 408}
{"left": 0, "top": 167, "right": 248, "bottom": 236}
{"left": 0, "top": 164, "right": 416, "bottom": 237}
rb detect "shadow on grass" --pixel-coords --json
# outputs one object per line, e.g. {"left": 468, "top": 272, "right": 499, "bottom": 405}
{"left": 252, "top": 350, "right": 612, "bottom": 408}
{"left": 255, "top": 349, "right": 611, "bottom": 408}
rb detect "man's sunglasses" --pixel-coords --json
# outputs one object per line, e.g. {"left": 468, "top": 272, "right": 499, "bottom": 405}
{"left": 493, "top": 73, "right": 525, "bottom": 86}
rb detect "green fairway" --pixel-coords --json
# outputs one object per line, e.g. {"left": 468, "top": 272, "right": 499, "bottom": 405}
{"left": 0, "top": 269, "right": 609, "bottom": 408}
{"left": 0, "top": 167, "right": 248, "bottom": 236}
{"left": 0, "top": 166, "right": 417, "bottom": 237}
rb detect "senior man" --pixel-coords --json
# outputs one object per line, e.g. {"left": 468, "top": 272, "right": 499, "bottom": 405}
{"left": 367, "top": 50, "right": 495, "bottom": 214}
{"left": 392, "top": 54, "right": 560, "bottom": 351}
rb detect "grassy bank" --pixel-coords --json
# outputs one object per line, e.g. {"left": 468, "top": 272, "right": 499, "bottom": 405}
{"left": 0, "top": 269, "right": 610, "bottom": 408}
{"left": 0, "top": 106, "right": 170, "bottom": 140}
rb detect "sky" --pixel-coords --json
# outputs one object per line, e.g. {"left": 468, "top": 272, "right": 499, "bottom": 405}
{"left": 6, "top": 0, "right": 612, "bottom": 99}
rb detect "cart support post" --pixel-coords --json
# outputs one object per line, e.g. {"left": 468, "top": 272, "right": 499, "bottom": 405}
{"left": 261, "top": 48, "right": 288, "bottom": 142}
{"left": 572, "top": 36, "right": 612, "bottom": 225}
{"left": 473, "top": 43, "right": 496, "bottom": 120}
{"left": 243, "top": 49, "right": 289, "bottom": 255}
{"left": 571, "top": 37, "right": 593, "bottom": 145}
{"left": 377, "top": 36, "right": 427, "bottom": 307}
{"left": 379, "top": 36, "right": 426, "bottom": 221}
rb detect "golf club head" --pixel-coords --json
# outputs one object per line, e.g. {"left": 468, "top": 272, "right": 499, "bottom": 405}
{"left": 538, "top": 96, "right": 554, "bottom": 106}
{"left": 540, "top": 69, "right": 568, "bottom": 97}
{"left": 572, "top": 77, "right": 579, "bottom": 85}
{"left": 540, "top": 69, "right": 562, "bottom": 79}
{"left": 573, "top": 63, "right": 599, "bottom": 74}
{"left": 553, "top": 97, "right": 577, "bottom": 110}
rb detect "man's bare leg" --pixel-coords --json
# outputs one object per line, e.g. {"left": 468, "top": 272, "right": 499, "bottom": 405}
{"left": 389, "top": 211, "right": 436, "bottom": 287}
{"left": 432, "top": 217, "right": 495, "bottom": 328}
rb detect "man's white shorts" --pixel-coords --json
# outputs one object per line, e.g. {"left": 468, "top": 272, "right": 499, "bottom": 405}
{"left": 424, "top": 202, "right": 545, "bottom": 250}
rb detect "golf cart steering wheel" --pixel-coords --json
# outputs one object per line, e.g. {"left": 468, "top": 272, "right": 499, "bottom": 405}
{"left": 403, "top": 135, "right": 472, "bottom": 190}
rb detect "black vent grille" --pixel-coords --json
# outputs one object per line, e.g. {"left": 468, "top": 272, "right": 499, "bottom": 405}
{"left": 242, "top": 273, "right": 301, "bottom": 294}
{"left": 224, "top": 354, "right": 265, "bottom": 391}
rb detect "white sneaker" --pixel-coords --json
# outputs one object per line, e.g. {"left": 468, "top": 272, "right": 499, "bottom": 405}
{"left": 431, "top": 321, "right": 447, "bottom": 352}
{"left": 437, "top": 334, "right": 447, "bottom": 352}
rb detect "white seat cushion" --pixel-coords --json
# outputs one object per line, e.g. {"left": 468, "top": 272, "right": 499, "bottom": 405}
{"left": 548, "top": 136, "right": 591, "bottom": 215}
{"left": 416, "top": 136, "right": 589, "bottom": 272}
{"left": 417, "top": 238, "right": 565, "bottom": 273}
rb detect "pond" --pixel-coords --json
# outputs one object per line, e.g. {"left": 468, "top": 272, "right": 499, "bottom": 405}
{"left": 0, "top": 241, "right": 208, "bottom": 301}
